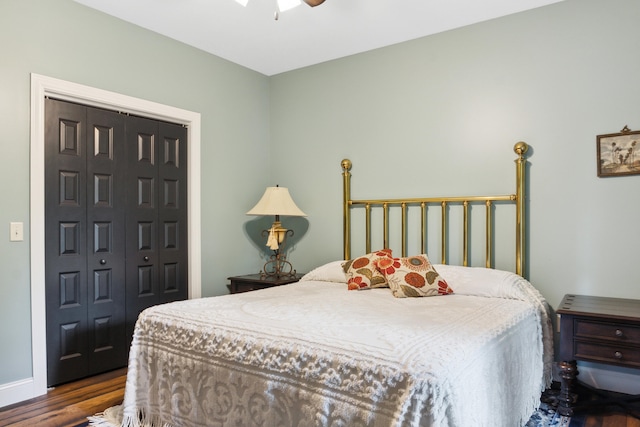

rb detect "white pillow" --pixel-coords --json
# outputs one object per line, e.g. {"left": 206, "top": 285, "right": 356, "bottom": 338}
{"left": 433, "top": 264, "right": 541, "bottom": 302}
{"left": 299, "top": 260, "right": 347, "bottom": 283}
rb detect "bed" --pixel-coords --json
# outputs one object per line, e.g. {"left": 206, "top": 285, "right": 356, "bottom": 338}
{"left": 120, "top": 142, "right": 553, "bottom": 427}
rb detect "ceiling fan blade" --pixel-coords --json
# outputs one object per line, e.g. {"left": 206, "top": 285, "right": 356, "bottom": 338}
{"left": 303, "top": 0, "right": 326, "bottom": 6}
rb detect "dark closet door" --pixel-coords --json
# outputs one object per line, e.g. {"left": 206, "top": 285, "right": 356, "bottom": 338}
{"left": 125, "top": 117, "right": 188, "bottom": 342}
{"left": 85, "top": 107, "right": 127, "bottom": 375}
{"left": 45, "top": 99, "right": 127, "bottom": 386}
{"left": 156, "top": 121, "right": 188, "bottom": 305}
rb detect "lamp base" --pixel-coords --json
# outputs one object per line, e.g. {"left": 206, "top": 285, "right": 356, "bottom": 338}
{"left": 260, "top": 251, "right": 297, "bottom": 279}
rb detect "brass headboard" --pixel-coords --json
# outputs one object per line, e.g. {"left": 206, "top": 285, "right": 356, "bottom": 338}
{"left": 342, "top": 142, "right": 529, "bottom": 276}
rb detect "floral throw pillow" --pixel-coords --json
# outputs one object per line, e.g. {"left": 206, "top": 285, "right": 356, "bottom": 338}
{"left": 377, "top": 254, "right": 454, "bottom": 298}
{"left": 342, "top": 249, "right": 393, "bottom": 290}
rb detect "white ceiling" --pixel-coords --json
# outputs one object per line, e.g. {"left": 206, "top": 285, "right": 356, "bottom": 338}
{"left": 74, "top": 0, "right": 563, "bottom": 76}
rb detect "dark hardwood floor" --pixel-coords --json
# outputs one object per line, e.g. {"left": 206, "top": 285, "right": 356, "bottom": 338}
{"left": 571, "top": 385, "right": 640, "bottom": 427}
{"left": 0, "top": 368, "right": 638, "bottom": 427}
{"left": 584, "top": 408, "right": 640, "bottom": 427}
{"left": 580, "top": 412, "right": 640, "bottom": 427}
{"left": 0, "top": 368, "right": 125, "bottom": 427}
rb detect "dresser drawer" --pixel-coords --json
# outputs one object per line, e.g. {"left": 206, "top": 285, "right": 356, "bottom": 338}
{"left": 575, "top": 319, "right": 640, "bottom": 345}
{"left": 556, "top": 294, "right": 640, "bottom": 417}
{"left": 575, "top": 341, "right": 640, "bottom": 367}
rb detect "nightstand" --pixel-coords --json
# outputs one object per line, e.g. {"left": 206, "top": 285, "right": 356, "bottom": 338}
{"left": 227, "top": 273, "right": 305, "bottom": 294}
{"left": 556, "top": 294, "right": 640, "bottom": 417}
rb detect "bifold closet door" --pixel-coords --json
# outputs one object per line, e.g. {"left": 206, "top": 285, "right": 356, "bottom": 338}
{"left": 45, "top": 99, "right": 127, "bottom": 386}
{"left": 125, "top": 116, "right": 188, "bottom": 342}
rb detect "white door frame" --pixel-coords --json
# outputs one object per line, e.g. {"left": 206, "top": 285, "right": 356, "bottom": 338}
{"left": 8, "top": 74, "right": 202, "bottom": 405}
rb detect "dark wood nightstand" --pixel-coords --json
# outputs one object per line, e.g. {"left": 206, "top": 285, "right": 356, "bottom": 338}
{"left": 227, "top": 273, "right": 305, "bottom": 294}
{"left": 556, "top": 294, "right": 640, "bottom": 417}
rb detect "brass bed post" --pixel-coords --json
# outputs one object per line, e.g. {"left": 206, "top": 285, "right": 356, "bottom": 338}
{"left": 383, "top": 203, "right": 389, "bottom": 250}
{"left": 365, "top": 204, "right": 371, "bottom": 254}
{"left": 401, "top": 202, "right": 407, "bottom": 257}
{"left": 342, "top": 159, "right": 352, "bottom": 260}
{"left": 420, "top": 202, "right": 427, "bottom": 255}
{"left": 463, "top": 201, "right": 469, "bottom": 267}
{"left": 441, "top": 201, "right": 447, "bottom": 264}
{"left": 514, "top": 142, "right": 529, "bottom": 276}
{"left": 485, "top": 200, "right": 493, "bottom": 268}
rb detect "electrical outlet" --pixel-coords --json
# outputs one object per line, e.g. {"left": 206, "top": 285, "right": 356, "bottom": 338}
{"left": 10, "top": 222, "right": 23, "bottom": 242}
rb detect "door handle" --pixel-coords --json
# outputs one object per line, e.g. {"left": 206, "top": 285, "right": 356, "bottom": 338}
{"left": 100, "top": 259, "right": 106, "bottom": 265}
{"left": 143, "top": 256, "right": 150, "bottom": 262}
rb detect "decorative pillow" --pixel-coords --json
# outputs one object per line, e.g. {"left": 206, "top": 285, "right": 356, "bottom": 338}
{"left": 299, "top": 260, "right": 347, "bottom": 283}
{"left": 341, "top": 249, "right": 393, "bottom": 290}
{"left": 377, "top": 254, "right": 454, "bottom": 298}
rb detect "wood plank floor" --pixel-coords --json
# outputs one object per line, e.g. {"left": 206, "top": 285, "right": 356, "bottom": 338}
{"left": 573, "top": 386, "right": 640, "bottom": 427}
{"left": 0, "top": 368, "right": 126, "bottom": 427}
{"left": 581, "top": 413, "right": 640, "bottom": 427}
{"left": 0, "top": 368, "right": 638, "bottom": 426}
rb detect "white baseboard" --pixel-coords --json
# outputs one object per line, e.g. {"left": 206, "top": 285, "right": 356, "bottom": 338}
{"left": 576, "top": 361, "right": 640, "bottom": 395}
{"left": 0, "top": 377, "right": 45, "bottom": 408}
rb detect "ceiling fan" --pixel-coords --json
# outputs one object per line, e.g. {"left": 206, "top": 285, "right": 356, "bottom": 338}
{"left": 234, "top": 0, "right": 326, "bottom": 19}
{"left": 234, "top": 0, "right": 325, "bottom": 8}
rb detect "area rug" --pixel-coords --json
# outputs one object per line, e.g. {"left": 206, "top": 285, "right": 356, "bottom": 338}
{"left": 87, "top": 404, "right": 122, "bottom": 426}
{"left": 524, "top": 400, "right": 584, "bottom": 427}
{"left": 87, "top": 402, "right": 581, "bottom": 427}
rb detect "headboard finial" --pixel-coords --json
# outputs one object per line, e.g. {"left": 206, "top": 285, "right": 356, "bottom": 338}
{"left": 341, "top": 159, "right": 352, "bottom": 172}
{"left": 514, "top": 142, "right": 529, "bottom": 158}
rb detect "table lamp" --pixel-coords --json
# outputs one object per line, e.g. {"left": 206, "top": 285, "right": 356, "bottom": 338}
{"left": 246, "top": 185, "right": 306, "bottom": 278}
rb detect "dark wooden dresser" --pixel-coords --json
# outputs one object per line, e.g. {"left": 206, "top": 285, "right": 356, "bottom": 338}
{"left": 228, "top": 273, "right": 304, "bottom": 294}
{"left": 556, "top": 294, "right": 640, "bottom": 417}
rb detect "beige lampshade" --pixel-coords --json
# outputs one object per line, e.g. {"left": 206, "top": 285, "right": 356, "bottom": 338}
{"left": 246, "top": 186, "right": 306, "bottom": 217}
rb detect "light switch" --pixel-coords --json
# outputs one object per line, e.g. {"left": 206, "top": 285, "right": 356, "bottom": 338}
{"left": 10, "top": 222, "right": 23, "bottom": 242}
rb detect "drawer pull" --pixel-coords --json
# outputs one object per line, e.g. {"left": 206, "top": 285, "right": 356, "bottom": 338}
{"left": 614, "top": 351, "right": 623, "bottom": 359}
{"left": 615, "top": 329, "right": 623, "bottom": 337}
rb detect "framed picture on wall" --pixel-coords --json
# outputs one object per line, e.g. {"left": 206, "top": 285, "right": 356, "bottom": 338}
{"left": 597, "top": 126, "right": 640, "bottom": 177}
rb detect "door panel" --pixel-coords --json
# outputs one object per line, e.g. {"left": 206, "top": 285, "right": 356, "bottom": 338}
{"left": 157, "top": 122, "right": 188, "bottom": 305}
{"left": 45, "top": 99, "right": 89, "bottom": 385}
{"left": 125, "top": 116, "right": 160, "bottom": 341}
{"left": 85, "top": 107, "right": 127, "bottom": 376}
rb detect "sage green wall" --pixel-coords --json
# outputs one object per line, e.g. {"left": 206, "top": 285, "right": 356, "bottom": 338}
{"left": 2, "top": 0, "right": 639, "bottom": 399}
{"left": 273, "top": 0, "right": 640, "bottom": 391}
{"left": 0, "top": 0, "right": 269, "bottom": 384}
{"left": 270, "top": 0, "right": 640, "bottom": 310}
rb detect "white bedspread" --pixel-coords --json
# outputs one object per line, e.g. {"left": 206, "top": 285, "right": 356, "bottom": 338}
{"left": 122, "top": 264, "right": 552, "bottom": 427}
